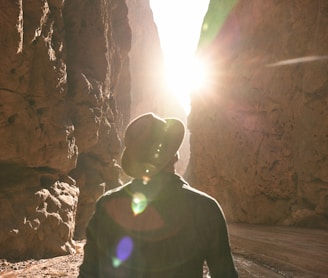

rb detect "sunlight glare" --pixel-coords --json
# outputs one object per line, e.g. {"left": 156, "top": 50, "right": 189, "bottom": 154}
{"left": 165, "top": 55, "right": 209, "bottom": 114}
{"left": 150, "top": 0, "right": 210, "bottom": 115}
{"left": 166, "top": 56, "right": 208, "bottom": 94}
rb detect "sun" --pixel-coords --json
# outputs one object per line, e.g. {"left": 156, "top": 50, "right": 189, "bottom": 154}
{"left": 165, "top": 55, "right": 208, "bottom": 95}
{"left": 164, "top": 55, "right": 209, "bottom": 114}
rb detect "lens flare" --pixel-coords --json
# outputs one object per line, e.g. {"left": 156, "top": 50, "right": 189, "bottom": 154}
{"left": 142, "top": 175, "right": 151, "bottom": 185}
{"left": 131, "top": 192, "right": 148, "bottom": 215}
{"left": 112, "top": 236, "right": 134, "bottom": 268}
{"left": 266, "top": 55, "right": 328, "bottom": 67}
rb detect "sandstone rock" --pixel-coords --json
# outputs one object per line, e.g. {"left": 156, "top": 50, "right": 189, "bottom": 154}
{"left": 126, "top": 0, "right": 167, "bottom": 121}
{"left": 0, "top": 170, "right": 78, "bottom": 259}
{"left": 0, "top": 0, "right": 131, "bottom": 258}
{"left": 190, "top": 0, "right": 328, "bottom": 228}
{"left": 63, "top": 0, "right": 131, "bottom": 239}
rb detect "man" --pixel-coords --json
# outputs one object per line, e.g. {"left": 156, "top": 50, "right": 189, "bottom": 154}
{"left": 79, "top": 113, "right": 238, "bottom": 277}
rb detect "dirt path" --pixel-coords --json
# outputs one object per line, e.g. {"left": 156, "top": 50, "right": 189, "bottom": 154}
{"left": 1, "top": 224, "right": 327, "bottom": 277}
{"left": 229, "top": 224, "right": 328, "bottom": 277}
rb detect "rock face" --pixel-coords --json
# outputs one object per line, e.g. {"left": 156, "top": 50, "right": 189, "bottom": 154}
{"left": 189, "top": 0, "right": 328, "bottom": 228}
{"left": 126, "top": 0, "right": 168, "bottom": 119}
{"left": 0, "top": 0, "right": 131, "bottom": 259}
{"left": 64, "top": 0, "right": 131, "bottom": 239}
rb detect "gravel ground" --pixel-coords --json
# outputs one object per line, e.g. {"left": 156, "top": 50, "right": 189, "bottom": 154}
{"left": 1, "top": 224, "right": 327, "bottom": 277}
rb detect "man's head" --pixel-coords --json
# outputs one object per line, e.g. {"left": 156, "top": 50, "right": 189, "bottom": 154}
{"left": 121, "top": 113, "right": 185, "bottom": 179}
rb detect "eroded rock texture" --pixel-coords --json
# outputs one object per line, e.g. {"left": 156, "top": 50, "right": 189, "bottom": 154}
{"left": 64, "top": 0, "right": 131, "bottom": 239}
{"left": 0, "top": 0, "right": 131, "bottom": 258}
{"left": 190, "top": 0, "right": 328, "bottom": 228}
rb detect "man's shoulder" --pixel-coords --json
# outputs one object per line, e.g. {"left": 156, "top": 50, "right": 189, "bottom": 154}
{"left": 182, "top": 184, "right": 219, "bottom": 206}
{"left": 104, "top": 183, "right": 128, "bottom": 195}
{"left": 181, "top": 185, "right": 227, "bottom": 223}
{"left": 98, "top": 182, "right": 131, "bottom": 203}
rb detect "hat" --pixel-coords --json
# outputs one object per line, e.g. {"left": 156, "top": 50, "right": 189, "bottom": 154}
{"left": 121, "top": 113, "right": 185, "bottom": 179}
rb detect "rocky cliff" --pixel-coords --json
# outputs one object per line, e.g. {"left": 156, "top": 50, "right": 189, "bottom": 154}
{"left": 0, "top": 0, "right": 131, "bottom": 259}
{"left": 190, "top": 0, "right": 328, "bottom": 228}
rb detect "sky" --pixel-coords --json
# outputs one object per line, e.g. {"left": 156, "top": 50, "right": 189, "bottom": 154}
{"left": 149, "top": 0, "right": 210, "bottom": 59}
{"left": 149, "top": 0, "right": 210, "bottom": 114}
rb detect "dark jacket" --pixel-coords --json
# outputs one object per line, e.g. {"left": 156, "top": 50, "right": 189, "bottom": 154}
{"left": 79, "top": 172, "right": 238, "bottom": 277}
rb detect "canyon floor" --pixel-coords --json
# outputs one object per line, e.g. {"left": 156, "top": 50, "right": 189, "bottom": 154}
{"left": 0, "top": 224, "right": 327, "bottom": 277}
{"left": 229, "top": 224, "right": 328, "bottom": 277}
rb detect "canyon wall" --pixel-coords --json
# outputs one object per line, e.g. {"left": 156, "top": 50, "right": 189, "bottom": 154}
{"left": 0, "top": 0, "right": 131, "bottom": 258}
{"left": 2, "top": 0, "right": 326, "bottom": 262}
{"left": 189, "top": 0, "right": 328, "bottom": 228}
{"left": 126, "top": 0, "right": 166, "bottom": 120}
